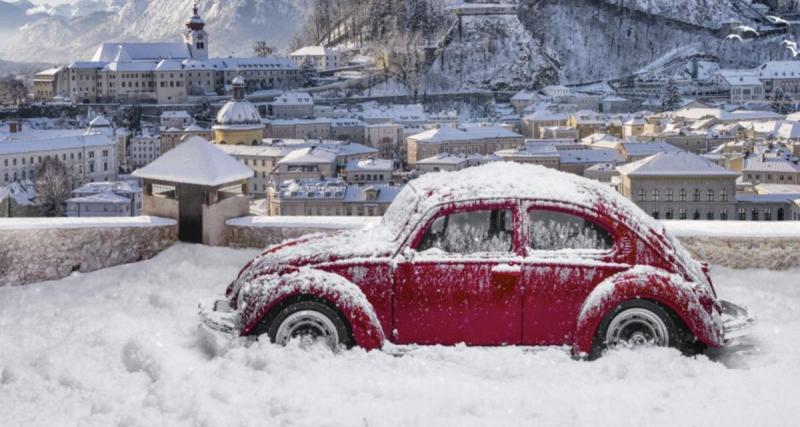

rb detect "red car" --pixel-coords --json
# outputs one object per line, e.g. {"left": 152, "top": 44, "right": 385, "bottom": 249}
{"left": 200, "top": 163, "right": 754, "bottom": 357}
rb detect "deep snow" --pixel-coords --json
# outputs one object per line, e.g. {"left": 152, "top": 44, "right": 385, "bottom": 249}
{"left": 1, "top": 244, "right": 798, "bottom": 427}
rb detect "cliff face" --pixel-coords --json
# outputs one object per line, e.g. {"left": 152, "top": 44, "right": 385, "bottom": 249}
{"left": 417, "top": 0, "right": 800, "bottom": 91}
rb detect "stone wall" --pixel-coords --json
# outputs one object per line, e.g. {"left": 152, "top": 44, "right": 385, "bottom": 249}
{"left": 0, "top": 217, "right": 177, "bottom": 286}
{"left": 226, "top": 217, "right": 800, "bottom": 271}
{"left": 225, "top": 216, "right": 377, "bottom": 249}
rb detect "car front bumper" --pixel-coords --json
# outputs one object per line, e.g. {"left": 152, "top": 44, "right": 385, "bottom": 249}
{"left": 198, "top": 299, "right": 239, "bottom": 338}
{"left": 720, "top": 300, "right": 756, "bottom": 340}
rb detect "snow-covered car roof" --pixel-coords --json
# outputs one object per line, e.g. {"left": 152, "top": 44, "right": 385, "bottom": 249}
{"left": 382, "top": 162, "right": 660, "bottom": 240}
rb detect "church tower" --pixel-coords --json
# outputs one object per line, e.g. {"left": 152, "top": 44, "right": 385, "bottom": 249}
{"left": 184, "top": 2, "right": 208, "bottom": 60}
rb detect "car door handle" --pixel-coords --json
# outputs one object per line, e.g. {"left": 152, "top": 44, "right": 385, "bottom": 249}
{"left": 491, "top": 264, "right": 522, "bottom": 276}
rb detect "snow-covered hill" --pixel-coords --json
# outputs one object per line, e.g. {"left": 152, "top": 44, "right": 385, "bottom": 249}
{"left": 0, "top": 0, "right": 312, "bottom": 63}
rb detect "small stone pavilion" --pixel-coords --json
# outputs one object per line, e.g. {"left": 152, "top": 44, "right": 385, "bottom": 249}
{"left": 132, "top": 136, "right": 252, "bottom": 245}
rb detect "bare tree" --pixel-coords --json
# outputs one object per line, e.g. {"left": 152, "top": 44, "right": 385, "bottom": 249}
{"left": 0, "top": 75, "right": 27, "bottom": 106}
{"left": 33, "top": 157, "right": 76, "bottom": 217}
{"left": 253, "top": 41, "right": 275, "bottom": 57}
{"left": 383, "top": 31, "right": 427, "bottom": 100}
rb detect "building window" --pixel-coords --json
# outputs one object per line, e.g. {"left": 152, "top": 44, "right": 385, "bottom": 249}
{"left": 693, "top": 210, "right": 701, "bottom": 220}
{"left": 679, "top": 189, "right": 687, "bottom": 202}
{"left": 738, "top": 208, "right": 746, "bottom": 220}
{"left": 721, "top": 189, "right": 728, "bottom": 202}
{"left": 720, "top": 210, "right": 728, "bottom": 220}
{"left": 665, "top": 208, "right": 674, "bottom": 219}
{"left": 751, "top": 209, "right": 759, "bottom": 221}
{"left": 706, "top": 210, "right": 714, "bottom": 220}
{"left": 693, "top": 189, "right": 701, "bottom": 202}
{"left": 679, "top": 208, "right": 687, "bottom": 220}
{"left": 638, "top": 189, "right": 646, "bottom": 202}
{"left": 707, "top": 189, "right": 714, "bottom": 202}
{"left": 666, "top": 189, "right": 673, "bottom": 201}
{"left": 651, "top": 210, "right": 660, "bottom": 219}
{"left": 765, "top": 209, "right": 773, "bottom": 221}
{"left": 652, "top": 190, "right": 660, "bottom": 202}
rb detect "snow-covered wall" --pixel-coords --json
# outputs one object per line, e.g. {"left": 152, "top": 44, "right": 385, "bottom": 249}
{"left": 0, "top": 217, "right": 177, "bottom": 286}
{"left": 225, "top": 217, "right": 800, "bottom": 270}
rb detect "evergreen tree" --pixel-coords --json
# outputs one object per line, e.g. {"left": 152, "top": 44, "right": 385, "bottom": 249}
{"left": 300, "top": 58, "right": 318, "bottom": 87}
{"left": 770, "top": 88, "right": 794, "bottom": 115}
{"left": 660, "top": 79, "right": 682, "bottom": 112}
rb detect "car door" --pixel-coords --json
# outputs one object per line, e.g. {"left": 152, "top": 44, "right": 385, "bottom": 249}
{"left": 393, "top": 202, "right": 523, "bottom": 346}
{"left": 520, "top": 203, "right": 632, "bottom": 346}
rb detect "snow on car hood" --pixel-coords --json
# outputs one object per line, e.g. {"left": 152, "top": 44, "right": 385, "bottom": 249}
{"left": 230, "top": 222, "right": 397, "bottom": 297}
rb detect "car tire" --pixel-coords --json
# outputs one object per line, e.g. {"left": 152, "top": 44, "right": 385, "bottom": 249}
{"left": 591, "top": 300, "right": 683, "bottom": 359}
{"left": 265, "top": 300, "right": 352, "bottom": 351}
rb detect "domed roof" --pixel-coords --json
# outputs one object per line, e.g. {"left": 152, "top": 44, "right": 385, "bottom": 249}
{"left": 214, "top": 100, "right": 262, "bottom": 129}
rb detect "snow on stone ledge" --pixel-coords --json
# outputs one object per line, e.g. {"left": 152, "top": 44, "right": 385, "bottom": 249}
{"left": 663, "top": 221, "right": 800, "bottom": 238}
{"left": 226, "top": 216, "right": 379, "bottom": 230}
{"left": 0, "top": 216, "right": 176, "bottom": 231}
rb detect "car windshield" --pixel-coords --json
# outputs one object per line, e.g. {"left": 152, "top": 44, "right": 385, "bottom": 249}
{"left": 381, "top": 184, "right": 421, "bottom": 240}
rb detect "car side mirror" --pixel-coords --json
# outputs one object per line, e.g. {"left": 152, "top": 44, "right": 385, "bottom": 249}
{"left": 402, "top": 246, "right": 416, "bottom": 261}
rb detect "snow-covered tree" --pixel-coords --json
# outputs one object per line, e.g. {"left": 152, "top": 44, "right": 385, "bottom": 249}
{"left": 660, "top": 79, "right": 682, "bottom": 112}
{"left": 0, "top": 75, "right": 27, "bottom": 106}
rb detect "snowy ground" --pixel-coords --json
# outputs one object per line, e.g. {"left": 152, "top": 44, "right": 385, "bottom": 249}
{"left": 1, "top": 244, "right": 799, "bottom": 427}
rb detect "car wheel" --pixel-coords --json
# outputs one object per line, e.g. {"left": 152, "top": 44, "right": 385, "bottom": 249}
{"left": 592, "top": 300, "right": 681, "bottom": 358}
{"left": 266, "top": 300, "right": 351, "bottom": 351}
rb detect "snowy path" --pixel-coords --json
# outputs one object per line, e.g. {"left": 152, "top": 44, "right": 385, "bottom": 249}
{"left": 1, "top": 245, "right": 798, "bottom": 427}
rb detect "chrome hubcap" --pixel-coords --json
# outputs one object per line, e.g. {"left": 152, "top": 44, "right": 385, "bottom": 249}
{"left": 275, "top": 310, "right": 339, "bottom": 350}
{"left": 605, "top": 308, "right": 669, "bottom": 349}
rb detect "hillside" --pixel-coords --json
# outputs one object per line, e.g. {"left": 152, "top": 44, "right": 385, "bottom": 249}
{"left": 0, "top": 0, "right": 312, "bottom": 63}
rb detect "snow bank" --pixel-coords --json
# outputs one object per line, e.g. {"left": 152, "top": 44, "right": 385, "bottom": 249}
{"left": 0, "top": 244, "right": 798, "bottom": 426}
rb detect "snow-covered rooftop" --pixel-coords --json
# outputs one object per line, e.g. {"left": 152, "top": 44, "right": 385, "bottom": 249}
{"left": 618, "top": 151, "right": 740, "bottom": 177}
{"left": 0, "top": 133, "right": 114, "bottom": 155}
{"left": 345, "top": 158, "right": 394, "bottom": 172}
{"left": 91, "top": 42, "right": 192, "bottom": 62}
{"left": 278, "top": 147, "right": 337, "bottom": 165}
{"left": 132, "top": 137, "right": 253, "bottom": 186}
{"left": 408, "top": 126, "right": 522, "bottom": 144}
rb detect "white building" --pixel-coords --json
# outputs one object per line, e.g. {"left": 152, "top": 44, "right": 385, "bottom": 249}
{"left": 0, "top": 132, "right": 117, "bottom": 185}
{"left": 709, "top": 70, "right": 764, "bottom": 104}
{"left": 289, "top": 46, "right": 341, "bottom": 71}
{"left": 65, "top": 192, "right": 133, "bottom": 217}
{"left": 38, "top": 6, "right": 298, "bottom": 104}
{"left": 342, "top": 158, "right": 395, "bottom": 184}
{"left": 160, "top": 111, "right": 193, "bottom": 129}
{"left": 268, "top": 92, "right": 314, "bottom": 119}
{"left": 128, "top": 131, "right": 160, "bottom": 168}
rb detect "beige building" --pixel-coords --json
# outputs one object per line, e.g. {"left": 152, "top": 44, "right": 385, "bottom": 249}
{"left": 406, "top": 126, "right": 523, "bottom": 166}
{"left": 618, "top": 151, "right": 739, "bottom": 220}
{"left": 264, "top": 118, "right": 332, "bottom": 140}
{"left": 268, "top": 178, "right": 401, "bottom": 216}
{"left": 365, "top": 123, "right": 404, "bottom": 158}
{"left": 216, "top": 144, "right": 287, "bottom": 196}
{"left": 160, "top": 123, "right": 213, "bottom": 155}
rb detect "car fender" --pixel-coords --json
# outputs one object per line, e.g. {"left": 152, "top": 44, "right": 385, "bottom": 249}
{"left": 238, "top": 267, "right": 385, "bottom": 350}
{"left": 573, "top": 266, "right": 724, "bottom": 355}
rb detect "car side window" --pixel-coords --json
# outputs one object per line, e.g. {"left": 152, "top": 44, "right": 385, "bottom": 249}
{"left": 417, "top": 208, "right": 514, "bottom": 254}
{"left": 528, "top": 209, "right": 613, "bottom": 251}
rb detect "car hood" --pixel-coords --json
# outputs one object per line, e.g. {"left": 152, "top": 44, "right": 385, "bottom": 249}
{"left": 227, "top": 223, "right": 397, "bottom": 301}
